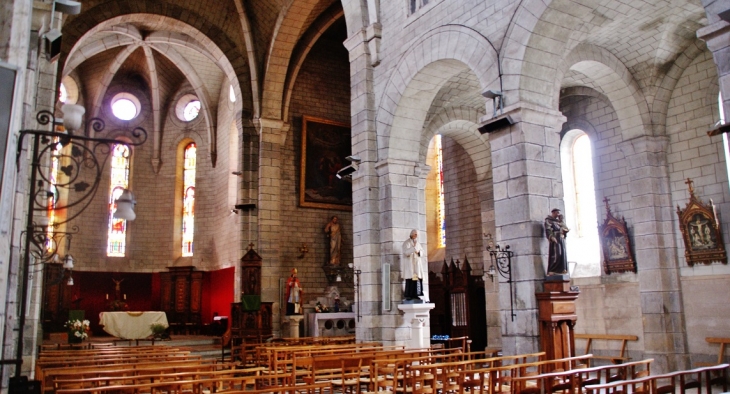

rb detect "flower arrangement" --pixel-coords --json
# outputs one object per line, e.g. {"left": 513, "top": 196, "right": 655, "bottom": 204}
{"left": 314, "top": 301, "right": 329, "bottom": 313}
{"left": 65, "top": 319, "right": 90, "bottom": 340}
{"left": 107, "top": 299, "right": 128, "bottom": 311}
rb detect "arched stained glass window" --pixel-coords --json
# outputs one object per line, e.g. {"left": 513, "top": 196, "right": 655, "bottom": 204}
{"left": 181, "top": 143, "right": 196, "bottom": 256}
{"left": 107, "top": 144, "right": 131, "bottom": 257}
{"left": 436, "top": 135, "right": 446, "bottom": 247}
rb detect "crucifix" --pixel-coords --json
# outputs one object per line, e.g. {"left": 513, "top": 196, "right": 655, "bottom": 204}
{"left": 685, "top": 178, "right": 694, "bottom": 196}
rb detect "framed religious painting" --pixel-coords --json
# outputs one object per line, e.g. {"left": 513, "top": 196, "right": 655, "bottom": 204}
{"left": 598, "top": 198, "right": 636, "bottom": 274}
{"left": 676, "top": 179, "right": 727, "bottom": 266}
{"left": 299, "top": 116, "right": 352, "bottom": 210}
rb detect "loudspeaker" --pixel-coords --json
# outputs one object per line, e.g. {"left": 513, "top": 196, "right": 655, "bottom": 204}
{"left": 44, "top": 29, "right": 62, "bottom": 62}
{"left": 478, "top": 114, "right": 514, "bottom": 134}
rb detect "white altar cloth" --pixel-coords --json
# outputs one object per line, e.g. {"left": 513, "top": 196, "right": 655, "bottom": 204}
{"left": 99, "top": 311, "right": 168, "bottom": 339}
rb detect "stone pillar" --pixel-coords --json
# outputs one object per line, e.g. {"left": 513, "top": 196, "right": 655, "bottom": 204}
{"left": 344, "top": 28, "right": 383, "bottom": 343}
{"left": 618, "top": 136, "right": 688, "bottom": 373}
{"left": 375, "top": 159, "right": 430, "bottom": 348}
{"left": 286, "top": 315, "right": 304, "bottom": 338}
{"left": 253, "top": 118, "right": 289, "bottom": 337}
{"left": 483, "top": 103, "right": 566, "bottom": 356}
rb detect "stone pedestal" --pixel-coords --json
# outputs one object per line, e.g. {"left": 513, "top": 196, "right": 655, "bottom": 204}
{"left": 287, "top": 315, "right": 304, "bottom": 338}
{"left": 536, "top": 278, "right": 579, "bottom": 368}
{"left": 397, "top": 303, "right": 435, "bottom": 349}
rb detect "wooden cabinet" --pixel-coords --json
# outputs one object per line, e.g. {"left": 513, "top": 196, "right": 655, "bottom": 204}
{"left": 160, "top": 266, "right": 203, "bottom": 330}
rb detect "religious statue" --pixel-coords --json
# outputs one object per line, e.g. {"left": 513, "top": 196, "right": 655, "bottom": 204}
{"left": 324, "top": 215, "right": 341, "bottom": 265}
{"left": 401, "top": 229, "right": 425, "bottom": 301}
{"left": 544, "top": 208, "right": 570, "bottom": 276}
{"left": 285, "top": 268, "right": 303, "bottom": 315}
{"left": 112, "top": 278, "right": 124, "bottom": 300}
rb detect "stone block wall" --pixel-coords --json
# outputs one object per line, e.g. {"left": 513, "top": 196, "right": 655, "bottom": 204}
{"left": 285, "top": 28, "right": 354, "bottom": 306}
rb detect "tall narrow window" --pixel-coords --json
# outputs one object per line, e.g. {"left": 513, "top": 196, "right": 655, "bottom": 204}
{"left": 561, "top": 130, "right": 600, "bottom": 276}
{"left": 436, "top": 135, "right": 446, "bottom": 247}
{"left": 107, "top": 144, "right": 131, "bottom": 257}
{"left": 181, "top": 143, "right": 196, "bottom": 256}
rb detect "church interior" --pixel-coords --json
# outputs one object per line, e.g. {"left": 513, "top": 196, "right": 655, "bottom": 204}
{"left": 1, "top": 0, "right": 730, "bottom": 388}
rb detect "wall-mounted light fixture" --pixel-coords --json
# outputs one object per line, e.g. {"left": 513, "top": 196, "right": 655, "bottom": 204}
{"left": 486, "top": 234, "right": 516, "bottom": 321}
{"left": 10, "top": 104, "right": 147, "bottom": 378}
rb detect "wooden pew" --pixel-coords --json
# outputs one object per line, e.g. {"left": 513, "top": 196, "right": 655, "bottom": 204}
{"left": 53, "top": 366, "right": 276, "bottom": 392}
{"left": 368, "top": 351, "right": 546, "bottom": 394}
{"left": 442, "top": 353, "right": 591, "bottom": 394}
{"left": 39, "top": 358, "right": 219, "bottom": 393}
{"left": 697, "top": 337, "right": 730, "bottom": 367}
{"left": 583, "top": 363, "right": 729, "bottom": 394}
{"left": 508, "top": 358, "right": 654, "bottom": 394}
{"left": 575, "top": 333, "right": 639, "bottom": 366}
{"left": 54, "top": 373, "right": 309, "bottom": 394}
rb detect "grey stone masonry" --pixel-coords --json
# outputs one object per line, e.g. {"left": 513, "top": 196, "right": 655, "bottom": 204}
{"left": 618, "top": 135, "right": 688, "bottom": 373}
{"left": 485, "top": 102, "right": 566, "bottom": 356}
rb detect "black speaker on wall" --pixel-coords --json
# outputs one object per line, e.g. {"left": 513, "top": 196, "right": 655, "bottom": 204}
{"left": 44, "top": 29, "right": 62, "bottom": 62}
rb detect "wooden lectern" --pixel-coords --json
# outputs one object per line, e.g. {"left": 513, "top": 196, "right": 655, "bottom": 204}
{"left": 536, "top": 278, "right": 579, "bottom": 367}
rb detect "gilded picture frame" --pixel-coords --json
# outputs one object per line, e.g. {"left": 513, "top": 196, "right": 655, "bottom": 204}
{"left": 676, "top": 179, "right": 727, "bottom": 266}
{"left": 598, "top": 199, "right": 636, "bottom": 274}
{"left": 299, "top": 116, "right": 352, "bottom": 210}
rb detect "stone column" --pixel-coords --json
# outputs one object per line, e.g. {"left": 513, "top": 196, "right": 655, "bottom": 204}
{"left": 483, "top": 103, "right": 566, "bottom": 356}
{"left": 344, "top": 28, "right": 382, "bottom": 343}
{"left": 253, "top": 117, "right": 289, "bottom": 336}
{"left": 618, "top": 136, "right": 688, "bottom": 373}
{"left": 376, "top": 158, "right": 429, "bottom": 348}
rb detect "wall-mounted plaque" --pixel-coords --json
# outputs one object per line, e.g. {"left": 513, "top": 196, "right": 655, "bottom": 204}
{"left": 598, "top": 198, "right": 636, "bottom": 274}
{"left": 676, "top": 178, "right": 727, "bottom": 266}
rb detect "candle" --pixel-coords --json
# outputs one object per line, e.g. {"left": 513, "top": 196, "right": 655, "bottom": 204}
{"left": 106, "top": 294, "right": 108, "bottom": 300}
{"left": 124, "top": 294, "right": 126, "bottom": 300}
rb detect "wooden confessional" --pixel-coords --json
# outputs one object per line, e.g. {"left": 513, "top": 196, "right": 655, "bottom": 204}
{"left": 429, "top": 256, "right": 486, "bottom": 352}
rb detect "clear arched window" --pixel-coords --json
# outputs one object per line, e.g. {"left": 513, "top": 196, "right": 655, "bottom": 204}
{"left": 107, "top": 144, "right": 131, "bottom": 257}
{"left": 181, "top": 143, "right": 196, "bottom": 256}
{"left": 561, "top": 130, "right": 600, "bottom": 276}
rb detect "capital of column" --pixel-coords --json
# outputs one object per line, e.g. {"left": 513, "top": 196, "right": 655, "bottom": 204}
{"left": 375, "top": 158, "right": 428, "bottom": 178}
{"left": 617, "top": 135, "right": 669, "bottom": 158}
{"left": 344, "top": 23, "right": 381, "bottom": 66}
{"left": 253, "top": 117, "right": 289, "bottom": 144}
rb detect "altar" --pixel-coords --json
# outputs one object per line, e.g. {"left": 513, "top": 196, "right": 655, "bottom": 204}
{"left": 99, "top": 311, "right": 168, "bottom": 339}
{"left": 307, "top": 312, "right": 356, "bottom": 337}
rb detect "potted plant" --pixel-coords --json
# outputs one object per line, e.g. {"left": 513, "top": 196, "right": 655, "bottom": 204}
{"left": 150, "top": 323, "right": 169, "bottom": 340}
{"left": 65, "top": 319, "right": 90, "bottom": 343}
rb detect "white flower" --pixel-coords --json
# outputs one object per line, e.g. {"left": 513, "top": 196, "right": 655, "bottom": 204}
{"left": 74, "top": 331, "right": 81, "bottom": 337}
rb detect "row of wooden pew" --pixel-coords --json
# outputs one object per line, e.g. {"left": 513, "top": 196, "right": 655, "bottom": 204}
{"left": 36, "top": 339, "right": 730, "bottom": 394}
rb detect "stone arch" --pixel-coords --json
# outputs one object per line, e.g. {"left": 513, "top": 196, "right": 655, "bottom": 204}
{"left": 60, "top": 12, "right": 246, "bottom": 119}
{"left": 499, "top": 0, "right": 555, "bottom": 105}
{"left": 283, "top": 5, "right": 344, "bottom": 121}
{"left": 422, "top": 106, "right": 491, "bottom": 183}
{"left": 378, "top": 25, "right": 500, "bottom": 162}
{"left": 654, "top": 40, "right": 708, "bottom": 136}
{"left": 261, "top": 0, "right": 368, "bottom": 120}
{"left": 553, "top": 44, "right": 652, "bottom": 141}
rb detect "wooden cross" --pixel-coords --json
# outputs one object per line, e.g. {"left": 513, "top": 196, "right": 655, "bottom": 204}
{"left": 685, "top": 178, "right": 694, "bottom": 196}
{"left": 247, "top": 243, "right": 255, "bottom": 251}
